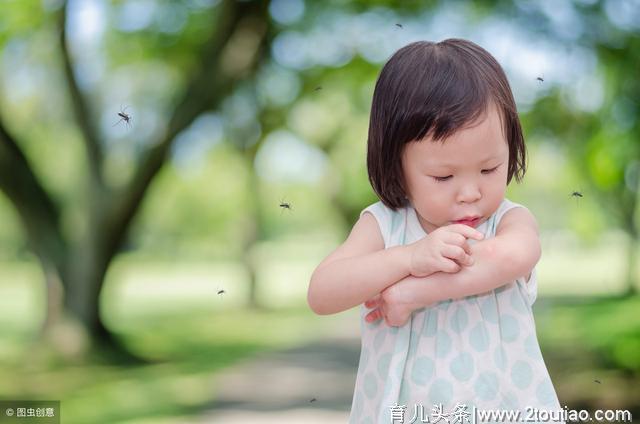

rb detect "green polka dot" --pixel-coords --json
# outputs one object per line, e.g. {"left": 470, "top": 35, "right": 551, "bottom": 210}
{"left": 411, "top": 356, "right": 434, "bottom": 386}
{"left": 480, "top": 297, "right": 499, "bottom": 324}
{"left": 399, "top": 380, "right": 412, "bottom": 405}
{"left": 377, "top": 353, "right": 391, "bottom": 379}
{"left": 469, "top": 322, "right": 490, "bottom": 351}
{"left": 499, "top": 391, "right": 519, "bottom": 409}
{"left": 451, "top": 307, "right": 469, "bottom": 334}
{"left": 382, "top": 376, "right": 393, "bottom": 399}
{"left": 501, "top": 314, "right": 520, "bottom": 342}
{"left": 394, "top": 327, "right": 410, "bottom": 353}
{"left": 423, "top": 310, "right": 437, "bottom": 337}
{"left": 352, "top": 393, "right": 363, "bottom": 416}
{"left": 374, "top": 329, "right": 386, "bottom": 350}
{"left": 363, "top": 372, "right": 378, "bottom": 399}
{"left": 493, "top": 345, "right": 508, "bottom": 372}
{"left": 495, "top": 282, "right": 511, "bottom": 294}
{"left": 524, "top": 334, "right": 542, "bottom": 360}
{"left": 511, "top": 360, "right": 533, "bottom": 389}
{"left": 449, "top": 352, "right": 474, "bottom": 382}
{"left": 473, "top": 371, "right": 499, "bottom": 401}
{"left": 435, "top": 330, "right": 452, "bottom": 358}
{"left": 428, "top": 378, "right": 453, "bottom": 405}
{"left": 360, "top": 347, "right": 370, "bottom": 369}
{"left": 408, "top": 330, "right": 420, "bottom": 357}
{"left": 380, "top": 408, "right": 391, "bottom": 424}
{"left": 438, "top": 299, "right": 452, "bottom": 310}
{"left": 395, "top": 359, "right": 406, "bottom": 379}
{"left": 510, "top": 290, "right": 529, "bottom": 315}
{"left": 536, "top": 380, "right": 557, "bottom": 406}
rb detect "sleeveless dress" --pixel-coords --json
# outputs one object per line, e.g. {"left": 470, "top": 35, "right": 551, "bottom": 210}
{"left": 348, "top": 198, "right": 563, "bottom": 424}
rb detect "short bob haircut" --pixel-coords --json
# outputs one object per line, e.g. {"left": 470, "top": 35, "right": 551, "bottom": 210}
{"left": 367, "top": 39, "right": 527, "bottom": 210}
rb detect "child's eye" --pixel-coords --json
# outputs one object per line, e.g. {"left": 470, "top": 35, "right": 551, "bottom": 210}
{"left": 433, "top": 175, "right": 452, "bottom": 182}
{"left": 481, "top": 166, "right": 499, "bottom": 175}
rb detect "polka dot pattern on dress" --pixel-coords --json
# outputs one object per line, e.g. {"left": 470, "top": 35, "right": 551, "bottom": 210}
{"left": 348, "top": 199, "right": 561, "bottom": 423}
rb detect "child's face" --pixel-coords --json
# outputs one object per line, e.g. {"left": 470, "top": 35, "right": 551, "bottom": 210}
{"left": 401, "top": 103, "right": 509, "bottom": 233}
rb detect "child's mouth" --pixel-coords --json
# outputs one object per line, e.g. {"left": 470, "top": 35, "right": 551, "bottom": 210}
{"left": 453, "top": 217, "right": 481, "bottom": 227}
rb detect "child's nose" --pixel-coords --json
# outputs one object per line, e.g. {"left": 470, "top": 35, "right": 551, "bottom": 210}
{"left": 456, "top": 183, "right": 481, "bottom": 203}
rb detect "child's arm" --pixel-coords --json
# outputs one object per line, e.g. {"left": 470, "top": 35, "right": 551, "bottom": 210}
{"left": 307, "top": 212, "right": 412, "bottom": 315}
{"left": 366, "top": 207, "right": 540, "bottom": 325}
{"left": 426, "top": 207, "right": 541, "bottom": 300}
{"left": 310, "top": 210, "right": 484, "bottom": 316}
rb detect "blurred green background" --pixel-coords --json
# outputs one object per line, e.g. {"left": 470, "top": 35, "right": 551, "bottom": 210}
{"left": 0, "top": 0, "right": 639, "bottom": 422}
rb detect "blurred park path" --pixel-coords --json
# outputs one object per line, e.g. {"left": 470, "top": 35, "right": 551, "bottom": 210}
{"left": 197, "top": 332, "right": 360, "bottom": 423}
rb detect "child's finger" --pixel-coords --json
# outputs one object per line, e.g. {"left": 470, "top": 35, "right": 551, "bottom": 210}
{"left": 365, "top": 308, "right": 382, "bottom": 323}
{"left": 364, "top": 294, "right": 381, "bottom": 308}
{"left": 440, "top": 257, "right": 462, "bottom": 273}
{"left": 449, "top": 224, "right": 484, "bottom": 240}
{"left": 365, "top": 310, "right": 375, "bottom": 322}
{"left": 442, "top": 245, "right": 473, "bottom": 267}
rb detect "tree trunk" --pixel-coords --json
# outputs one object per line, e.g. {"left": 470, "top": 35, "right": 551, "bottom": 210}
{"left": 1, "top": 0, "right": 272, "bottom": 363}
{"left": 624, "top": 233, "right": 638, "bottom": 297}
{"left": 242, "top": 146, "right": 267, "bottom": 311}
{"left": 55, "top": 226, "right": 147, "bottom": 363}
{"left": 38, "top": 262, "right": 65, "bottom": 337}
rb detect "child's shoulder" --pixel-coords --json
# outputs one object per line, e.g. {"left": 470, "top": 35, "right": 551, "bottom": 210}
{"left": 359, "top": 200, "right": 410, "bottom": 225}
{"left": 495, "top": 198, "right": 539, "bottom": 237}
{"left": 359, "top": 200, "right": 412, "bottom": 248}
{"left": 495, "top": 198, "right": 534, "bottom": 223}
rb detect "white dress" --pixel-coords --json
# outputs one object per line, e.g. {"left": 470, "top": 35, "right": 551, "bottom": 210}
{"left": 348, "top": 198, "right": 563, "bottom": 424}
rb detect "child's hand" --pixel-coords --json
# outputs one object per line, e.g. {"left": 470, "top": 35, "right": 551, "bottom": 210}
{"left": 364, "top": 293, "right": 410, "bottom": 327}
{"left": 364, "top": 278, "right": 426, "bottom": 327}
{"left": 408, "top": 224, "right": 484, "bottom": 277}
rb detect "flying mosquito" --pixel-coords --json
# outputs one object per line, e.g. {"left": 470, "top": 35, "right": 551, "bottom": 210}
{"left": 279, "top": 199, "right": 293, "bottom": 213}
{"left": 309, "top": 397, "right": 317, "bottom": 403}
{"left": 113, "top": 105, "right": 132, "bottom": 128}
{"left": 536, "top": 76, "right": 544, "bottom": 83}
{"left": 217, "top": 287, "right": 226, "bottom": 297}
{"left": 594, "top": 379, "right": 601, "bottom": 384}
{"left": 570, "top": 189, "right": 584, "bottom": 206}
{"left": 395, "top": 23, "right": 403, "bottom": 29}
{"left": 314, "top": 86, "right": 322, "bottom": 91}
{"left": 570, "top": 190, "right": 583, "bottom": 199}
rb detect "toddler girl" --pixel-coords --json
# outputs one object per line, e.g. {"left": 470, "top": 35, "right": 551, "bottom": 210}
{"left": 308, "top": 39, "right": 563, "bottom": 423}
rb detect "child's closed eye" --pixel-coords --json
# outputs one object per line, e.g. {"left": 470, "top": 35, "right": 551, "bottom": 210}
{"left": 432, "top": 166, "right": 499, "bottom": 183}
{"left": 481, "top": 166, "right": 499, "bottom": 175}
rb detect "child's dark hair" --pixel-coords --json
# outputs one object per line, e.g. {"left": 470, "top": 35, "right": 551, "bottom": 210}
{"left": 367, "top": 38, "right": 527, "bottom": 209}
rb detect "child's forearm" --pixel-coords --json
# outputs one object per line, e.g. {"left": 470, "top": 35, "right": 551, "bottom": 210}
{"left": 308, "top": 245, "right": 411, "bottom": 315}
{"left": 396, "top": 237, "right": 532, "bottom": 306}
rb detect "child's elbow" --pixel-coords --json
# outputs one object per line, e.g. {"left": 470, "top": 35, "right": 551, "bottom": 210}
{"left": 307, "top": 285, "right": 322, "bottom": 315}
{"left": 307, "top": 273, "right": 329, "bottom": 315}
{"left": 307, "top": 290, "right": 334, "bottom": 316}
{"left": 307, "top": 293, "right": 327, "bottom": 315}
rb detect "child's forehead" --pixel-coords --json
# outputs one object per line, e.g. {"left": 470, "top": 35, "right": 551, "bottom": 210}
{"left": 422, "top": 107, "right": 505, "bottom": 148}
{"left": 407, "top": 124, "right": 508, "bottom": 168}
